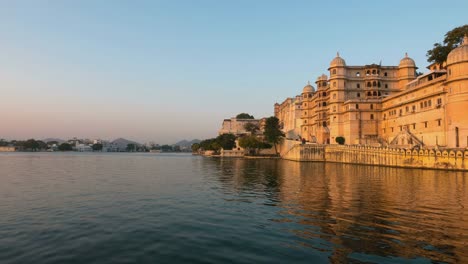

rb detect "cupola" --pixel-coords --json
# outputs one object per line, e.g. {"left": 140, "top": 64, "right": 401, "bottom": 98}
{"left": 446, "top": 35, "right": 468, "bottom": 66}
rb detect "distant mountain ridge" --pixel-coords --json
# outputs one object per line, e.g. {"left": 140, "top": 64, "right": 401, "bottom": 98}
{"left": 173, "top": 139, "right": 201, "bottom": 147}
{"left": 42, "top": 138, "right": 65, "bottom": 143}
{"left": 111, "top": 138, "right": 140, "bottom": 145}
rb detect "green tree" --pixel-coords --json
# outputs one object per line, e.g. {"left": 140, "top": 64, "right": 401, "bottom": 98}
{"left": 0, "top": 139, "right": 9, "bottom": 146}
{"left": 126, "top": 143, "right": 136, "bottom": 152}
{"left": 427, "top": 24, "right": 468, "bottom": 65}
{"left": 191, "top": 143, "right": 200, "bottom": 152}
{"left": 199, "top": 138, "right": 216, "bottom": 150}
{"left": 263, "top": 116, "right": 285, "bottom": 155}
{"left": 236, "top": 113, "right": 255, "bottom": 119}
{"left": 238, "top": 135, "right": 261, "bottom": 155}
{"left": 238, "top": 135, "right": 271, "bottom": 155}
{"left": 58, "top": 143, "right": 73, "bottom": 151}
{"left": 335, "top": 136, "right": 345, "bottom": 145}
{"left": 161, "top": 144, "right": 173, "bottom": 152}
{"left": 244, "top": 122, "right": 259, "bottom": 134}
{"left": 92, "top": 143, "right": 103, "bottom": 151}
{"left": 24, "top": 139, "right": 40, "bottom": 151}
{"left": 216, "top": 133, "right": 236, "bottom": 150}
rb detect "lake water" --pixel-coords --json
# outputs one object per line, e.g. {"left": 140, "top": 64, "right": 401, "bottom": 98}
{"left": 0, "top": 152, "right": 467, "bottom": 264}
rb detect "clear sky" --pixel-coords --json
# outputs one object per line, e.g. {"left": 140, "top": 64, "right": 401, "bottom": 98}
{"left": 0, "top": 1, "right": 467, "bottom": 143}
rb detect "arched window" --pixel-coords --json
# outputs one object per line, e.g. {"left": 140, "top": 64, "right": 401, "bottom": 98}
{"left": 366, "top": 70, "right": 370, "bottom": 76}
{"left": 322, "top": 81, "right": 327, "bottom": 86}
{"left": 357, "top": 84, "right": 360, "bottom": 88}
{"left": 367, "top": 91, "right": 371, "bottom": 96}
{"left": 383, "top": 114, "right": 386, "bottom": 119}
{"left": 367, "top": 82, "right": 371, "bottom": 87}
{"left": 332, "top": 69, "right": 337, "bottom": 75}
{"left": 377, "top": 81, "right": 381, "bottom": 87}
{"left": 304, "top": 111, "right": 307, "bottom": 116}
{"left": 378, "top": 91, "right": 381, "bottom": 96}
{"left": 384, "top": 72, "right": 388, "bottom": 77}
{"left": 333, "top": 82, "right": 336, "bottom": 87}
{"left": 372, "top": 69, "right": 376, "bottom": 75}
{"left": 385, "top": 84, "right": 388, "bottom": 88}
{"left": 373, "top": 91, "right": 377, "bottom": 96}
{"left": 357, "top": 93, "right": 360, "bottom": 97}
{"left": 322, "top": 102, "right": 327, "bottom": 106}
{"left": 355, "top": 104, "right": 359, "bottom": 109}
{"left": 356, "top": 72, "right": 360, "bottom": 77}
{"left": 323, "top": 92, "right": 327, "bottom": 96}
{"left": 370, "top": 104, "right": 374, "bottom": 110}
{"left": 370, "top": 114, "right": 374, "bottom": 120}
{"left": 372, "top": 81, "right": 377, "bottom": 87}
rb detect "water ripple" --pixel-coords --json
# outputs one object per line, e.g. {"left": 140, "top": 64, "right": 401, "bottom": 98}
{"left": 0, "top": 153, "right": 467, "bottom": 263}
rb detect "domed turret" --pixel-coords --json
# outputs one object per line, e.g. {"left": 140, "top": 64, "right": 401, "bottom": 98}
{"left": 399, "top": 53, "right": 416, "bottom": 68}
{"left": 330, "top": 52, "right": 346, "bottom": 68}
{"left": 302, "top": 81, "right": 315, "bottom": 94}
{"left": 447, "top": 35, "right": 468, "bottom": 66}
{"left": 397, "top": 53, "right": 417, "bottom": 88}
{"left": 316, "top": 74, "right": 328, "bottom": 82}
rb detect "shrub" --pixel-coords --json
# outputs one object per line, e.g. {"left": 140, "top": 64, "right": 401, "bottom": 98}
{"left": 335, "top": 136, "right": 345, "bottom": 145}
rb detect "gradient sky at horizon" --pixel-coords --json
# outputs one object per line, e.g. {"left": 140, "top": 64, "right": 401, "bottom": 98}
{"left": 1, "top": 1, "right": 467, "bottom": 144}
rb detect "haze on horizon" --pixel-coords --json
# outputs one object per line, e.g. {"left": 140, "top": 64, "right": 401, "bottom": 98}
{"left": 1, "top": 1, "right": 467, "bottom": 144}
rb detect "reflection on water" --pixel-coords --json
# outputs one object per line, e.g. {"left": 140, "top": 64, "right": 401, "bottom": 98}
{"left": 208, "top": 158, "right": 468, "bottom": 263}
{"left": 0, "top": 153, "right": 467, "bottom": 264}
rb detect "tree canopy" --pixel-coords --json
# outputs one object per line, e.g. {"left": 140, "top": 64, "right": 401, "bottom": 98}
{"left": 244, "top": 122, "right": 259, "bottom": 134}
{"left": 263, "top": 116, "right": 285, "bottom": 155}
{"left": 191, "top": 143, "right": 200, "bottom": 152}
{"left": 198, "top": 134, "right": 236, "bottom": 152}
{"left": 236, "top": 113, "right": 255, "bottom": 119}
{"left": 427, "top": 24, "right": 468, "bottom": 65}
{"left": 335, "top": 136, "right": 345, "bottom": 145}
{"left": 58, "top": 143, "right": 73, "bottom": 151}
{"left": 92, "top": 143, "right": 103, "bottom": 151}
{"left": 0, "top": 139, "right": 9, "bottom": 146}
{"left": 216, "top": 133, "right": 236, "bottom": 150}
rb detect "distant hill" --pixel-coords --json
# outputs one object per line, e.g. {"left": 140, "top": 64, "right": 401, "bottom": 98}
{"left": 42, "top": 138, "right": 65, "bottom": 143}
{"left": 173, "top": 139, "right": 201, "bottom": 147}
{"left": 112, "top": 138, "right": 140, "bottom": 146}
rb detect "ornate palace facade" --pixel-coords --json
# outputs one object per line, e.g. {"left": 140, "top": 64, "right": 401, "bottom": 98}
{"left": 275, "top": 36, "right": 468, "bottom": 148}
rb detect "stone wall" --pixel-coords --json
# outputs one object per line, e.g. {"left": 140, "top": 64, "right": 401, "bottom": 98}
{"left": 281, "top": 143, "right": 468, "bottom": 171}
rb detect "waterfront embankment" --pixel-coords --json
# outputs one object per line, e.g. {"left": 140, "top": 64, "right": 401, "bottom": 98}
{"left": 281, "top": 142, "right": 468, "bottom": 171}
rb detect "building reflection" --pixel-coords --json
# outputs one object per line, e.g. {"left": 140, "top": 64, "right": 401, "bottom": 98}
{"left": 209, "top": 158, "right": 468, "bottom": 263}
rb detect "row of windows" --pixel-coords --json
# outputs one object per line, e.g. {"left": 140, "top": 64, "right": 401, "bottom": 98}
{"left": 328, "top": 82, "right": 389, "bottom": 89}
{"left": 384, "top": 98, "right": 443, "bottom": 118}
{"left": 332, "top": 70, "right": 389, "bottom": 77}
{"left": 383, "top": 120, "right": 442, "bottom": 133}
{"left": 317, "top": 82, "right": 328, "bottom": 87}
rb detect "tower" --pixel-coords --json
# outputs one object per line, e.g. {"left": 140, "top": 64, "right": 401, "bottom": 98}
{"left": 398, "top": 53, "right": 417, "bottom": 89}
{"left": 327, "top": 53, "right": 347, "bottom": 144}
{"left": 444, "top": 35, "right": 468, "bottom": 147}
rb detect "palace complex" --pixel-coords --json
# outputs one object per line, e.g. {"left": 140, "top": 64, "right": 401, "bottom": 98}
{"left": 275, "top": 35, "right": 468, "bottom": 148}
